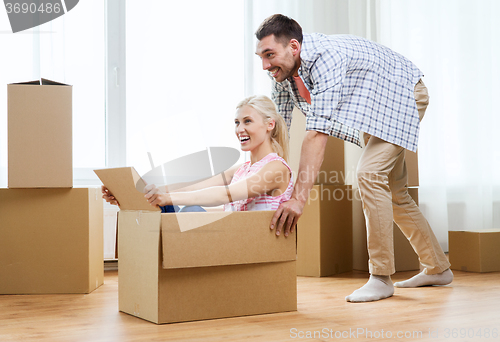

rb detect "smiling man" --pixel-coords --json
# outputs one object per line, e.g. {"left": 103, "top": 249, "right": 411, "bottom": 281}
{"left": 255, "top": 14, "right": 453, "bottom": 303}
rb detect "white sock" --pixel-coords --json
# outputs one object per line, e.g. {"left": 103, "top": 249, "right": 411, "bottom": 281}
{"left": 345, "top": 275, "right": 394, "bottom": 303}
{"left": 394, "top": 269, "right": 453, "bottom": 288}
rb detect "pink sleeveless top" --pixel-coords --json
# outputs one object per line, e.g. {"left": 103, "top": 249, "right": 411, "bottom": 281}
{"left": 224, "top": 153, "right": 294, "bottom": 212}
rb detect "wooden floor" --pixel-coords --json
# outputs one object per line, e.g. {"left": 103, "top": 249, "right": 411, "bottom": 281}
{"left": 1, "top": 270, "right": 499, "bottom": 342}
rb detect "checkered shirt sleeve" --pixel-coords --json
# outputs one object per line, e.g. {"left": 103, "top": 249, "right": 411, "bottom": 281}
{"left": 271, "top": 80, "right": 294, "bottom": 133}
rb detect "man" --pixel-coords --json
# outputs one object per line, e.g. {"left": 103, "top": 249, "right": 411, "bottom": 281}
{"left": 255, "top": 14, "right": 453, "bottom": 302}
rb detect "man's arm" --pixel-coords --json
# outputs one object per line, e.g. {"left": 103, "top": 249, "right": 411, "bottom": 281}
{"left": 270, "top": 130, "right": 329, "bottom": 236}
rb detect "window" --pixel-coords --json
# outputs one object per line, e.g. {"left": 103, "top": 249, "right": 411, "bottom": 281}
{"left": 0, "top": 0, "right": 245, "bottom": 187}
{"left": 0, "top": 0, "right": 105, "bottom": 186}
{"left": 125, "top": 0, "right": 245, "bottom": 176}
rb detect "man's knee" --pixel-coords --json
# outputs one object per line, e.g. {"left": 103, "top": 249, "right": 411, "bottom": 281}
{"left": 357, "top": 168, "right": 390, "bottom": 191}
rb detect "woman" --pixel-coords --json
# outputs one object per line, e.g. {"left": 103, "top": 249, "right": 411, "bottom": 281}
{"left": 143, "top": 95, "right": 293, "bottom": 211}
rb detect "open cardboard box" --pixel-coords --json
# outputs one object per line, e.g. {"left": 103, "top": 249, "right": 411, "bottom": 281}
{"left": 95, "top": 167, "right": 297, "bottom": 324}
{"left": 8, "top": 78, "right": 72, "bottom": 188}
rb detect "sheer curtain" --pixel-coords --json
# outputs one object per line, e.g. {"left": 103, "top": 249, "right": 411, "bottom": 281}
{"left": 379, "top": 0, "right": 500, "bottom": 249}
{"left": 245, "top": 0, "right": 500, "bottom": 251}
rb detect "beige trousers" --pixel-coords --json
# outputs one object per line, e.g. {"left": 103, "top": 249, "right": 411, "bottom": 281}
{"left": 357, "top": 79, "right": 451, "bottom": 276}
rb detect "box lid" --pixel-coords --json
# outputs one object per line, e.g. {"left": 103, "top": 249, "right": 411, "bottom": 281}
{"left": 94, "top": 167, "right": 159, "bottom": 211}
{"left": 9, "top": 78, "right": 70, "bottom": 86}
{"left": 161, "top": 211, "right": 296, "bottom": 269}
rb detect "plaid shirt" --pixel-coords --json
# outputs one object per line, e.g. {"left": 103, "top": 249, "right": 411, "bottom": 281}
{"left": 272, "top": 33, "right": 423, "bottom": 152}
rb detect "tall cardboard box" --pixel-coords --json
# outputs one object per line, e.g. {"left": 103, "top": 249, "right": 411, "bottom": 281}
{"left": 353, "top": 187, "right": 420, "bottom": 272}
{"left": 95, "top": 167, "right": 297, "bottom": 324}
{"left": 8, "top": 79, "right": 72, "bottom": 188}
{"left": 449, "top": 230, "right": 500, "bottom": 272}
{"left": 0, "top": 188, "right": 103, "bottom": 294}
{"left": 289, "top": 108, "right": 345, "bottom": 185}
{"left": 297, "top": 184, "right": 353, "bottom": 277}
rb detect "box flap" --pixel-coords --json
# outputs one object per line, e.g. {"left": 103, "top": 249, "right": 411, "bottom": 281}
{"left": 41, "top": 78, "right": 70, "bottom": 86}
{"left": 9, "top": 78, "right": 70, "bottom": 86}
{"left": 161, "top": 211, "right": 296, "bottom": 269}
{"left": 9, "top": 80, "right": 40, "bottom": 85}
{"left": 461, "top": 229, "right": 500, "bottom": 233}
{"left": 94, "top": 167, "right": 159, "bottom": 211}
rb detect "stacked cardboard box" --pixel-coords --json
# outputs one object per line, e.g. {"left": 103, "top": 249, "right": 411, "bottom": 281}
{"left": 8, "top": 79, "right": 73, "bottom": 188}
{"left": 289, "top": 109, "right": 353, "bottom": 276}
{"left": 449, "top": 230, "right": 500, "bottom": 272}
{"left": 289, "top": 108, "right": 421, "bottom": 276}
{"left": 95, "top": 167, "right": 297, "bottom": 324}
{"left": 0, "top": 79, "right": 103, "bottom": 294}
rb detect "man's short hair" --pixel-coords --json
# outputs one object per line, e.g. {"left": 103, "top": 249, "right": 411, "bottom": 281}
{"left": 255, "top": 14, "right": 303, "bottom": 45}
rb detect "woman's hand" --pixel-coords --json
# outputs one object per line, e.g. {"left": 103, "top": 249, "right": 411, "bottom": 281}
{"left": 101, "top": 185, "right": 120, "bottom": 206}
{"left": 144, "top": 184, "right": 172, "bottom": 207}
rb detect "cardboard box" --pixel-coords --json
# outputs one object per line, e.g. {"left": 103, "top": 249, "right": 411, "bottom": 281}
{"left": 406, "top": 150, "right": 419, "bottom": 187}
{"left": 0, "top": 188, "right": 103, "bottom": 294}
{"left": 289, "top": 108, "right": 345, "bottom": 185}
{"left": 353, "top": 187, "right": 420, "bottom": 272}
{"left": 95, "top": 167, "right": 297, "bottom": 324}
{"left": 8, "top": 78, "right": 72, "bottom": 188}
{"left": 449, "top": 230, "right": 500, "bottom": 272}
{"left": 297, "top": 184, "right": 353, "bottom": 277}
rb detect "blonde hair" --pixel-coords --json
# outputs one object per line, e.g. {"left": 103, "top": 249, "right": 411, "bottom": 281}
{"left": 236, "top": 95, "right": 290, "bottom": 163}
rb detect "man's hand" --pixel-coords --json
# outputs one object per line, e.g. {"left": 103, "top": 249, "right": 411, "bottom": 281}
{"left": 101, "top": 185, "right": 120, "bottom": 206}
{"left": 270, "top": 198, "right": 304, "bottom": 237}
{"left": 270, "top": 130, "right": 329, "bottom": 237}
{"left": 144, "top": 184, "right": 171, "bottom": 207}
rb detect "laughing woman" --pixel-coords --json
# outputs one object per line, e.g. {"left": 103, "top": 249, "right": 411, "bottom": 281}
{"left": 142, "top": 95, "right": 293, "bottom": 214}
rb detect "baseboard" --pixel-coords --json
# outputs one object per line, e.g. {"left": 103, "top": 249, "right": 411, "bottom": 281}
{"left": 104, "top": 259, "right": 118, "bottom": 271}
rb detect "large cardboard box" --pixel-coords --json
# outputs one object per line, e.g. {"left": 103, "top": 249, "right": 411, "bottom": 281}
{"left": 297, "top": 184, "right": 353, "bottom": 277}
{"left": 95, "top": 167, "right": 297, "bottom": 324}
{"left": 449, "top": 230, "right": 500, "bottom": 272}
{"left": 0, "top": 188, "right": 103, "bottom": 294}
{"left": 289, "top": 108, "right": 345, "bottom": 185}
{"left": 353, "top": 187, "right": 420, "bottom": 272}
{"left": 8, "top": 78, "right": 72, "bottom": 188}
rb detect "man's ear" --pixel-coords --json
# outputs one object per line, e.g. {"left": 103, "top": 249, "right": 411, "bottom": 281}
{"left": 289, "top": 39, "right": 301, "bottom": 56}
